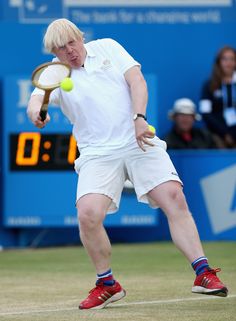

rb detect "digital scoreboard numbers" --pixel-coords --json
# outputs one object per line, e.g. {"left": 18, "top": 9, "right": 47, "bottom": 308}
{"left": 10, "top": 133, "right": 79, "bottom": 170}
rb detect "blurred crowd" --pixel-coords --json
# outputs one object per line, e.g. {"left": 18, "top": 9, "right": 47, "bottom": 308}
{"left": 163, "top": 46, "right": 236, "bottom": 149}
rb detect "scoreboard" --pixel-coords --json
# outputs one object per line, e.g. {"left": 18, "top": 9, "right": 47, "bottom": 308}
{"left": 10, "top": 132, "right": 78, "bottom": 171}
{"left": 2, "top": 74, "right": 159, "bottom": 229}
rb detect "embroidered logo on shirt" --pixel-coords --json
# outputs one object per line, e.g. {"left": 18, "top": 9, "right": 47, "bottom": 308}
{"left": 101, "top": 59, "right": 112, "bottom": 70}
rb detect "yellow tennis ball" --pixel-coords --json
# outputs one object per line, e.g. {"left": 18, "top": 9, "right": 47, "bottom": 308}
{"left": 148, "top": 125, "right": 156, "bottom": 135}
{"left": 60, "top": 77, "right": 73, "bottom": 92}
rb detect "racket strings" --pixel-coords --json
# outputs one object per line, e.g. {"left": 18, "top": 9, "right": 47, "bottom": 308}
{"left": 32, "top": 63, "right": 71, "bottom": 90}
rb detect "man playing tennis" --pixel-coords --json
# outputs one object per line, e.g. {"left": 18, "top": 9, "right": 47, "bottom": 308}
{"left": 27, "top": 18, "right": 228, "bottom": 310}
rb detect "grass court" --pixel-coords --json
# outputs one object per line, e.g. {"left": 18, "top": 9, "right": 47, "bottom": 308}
{"left": 0, "top": 242, "right": 235, "bottom": 321}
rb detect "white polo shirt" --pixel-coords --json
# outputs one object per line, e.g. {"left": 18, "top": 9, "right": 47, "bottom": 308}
{"left": 32, "top": 38, "right": 140, "bottom": 156}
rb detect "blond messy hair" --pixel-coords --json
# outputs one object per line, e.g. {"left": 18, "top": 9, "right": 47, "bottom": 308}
{"left": 44, "top": 18, "right": 84, "bottom": 53}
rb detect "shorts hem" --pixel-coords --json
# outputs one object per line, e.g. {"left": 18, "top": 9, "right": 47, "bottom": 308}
{"left": 136, "top": 176, "right": 183, "bottom": 207}
{"left": 76, "top": 189, "right": 119, "bottom": 214}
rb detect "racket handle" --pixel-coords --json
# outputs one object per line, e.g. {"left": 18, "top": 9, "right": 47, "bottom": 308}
{"left": 39, "top": 109, "right": 47, "bottom": 121}
{"left": 40, "top": 90, "right": 50, "bottom": 122}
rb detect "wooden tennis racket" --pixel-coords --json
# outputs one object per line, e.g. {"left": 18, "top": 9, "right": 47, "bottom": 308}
{"left": 31, "top": 62, "right": 71, "bottom": 121}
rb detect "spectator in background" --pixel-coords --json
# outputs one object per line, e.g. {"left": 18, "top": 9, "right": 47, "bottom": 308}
{"left": 199, "top": 46, "right": 236, "bottom": 148}
{"left": 164, "top": 98, "right": 216, "bottom": 149}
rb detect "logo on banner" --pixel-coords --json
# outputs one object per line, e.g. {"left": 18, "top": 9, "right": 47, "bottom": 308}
{"left": 200, "top": 164, "right": 236, "bottom": 234}
{"left": 14, "top": 0, "right": 63, "bottom": 23}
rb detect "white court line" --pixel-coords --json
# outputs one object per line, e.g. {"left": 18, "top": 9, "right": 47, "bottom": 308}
{"left": 0, "top": 294, "right": 235, "bottom": 316}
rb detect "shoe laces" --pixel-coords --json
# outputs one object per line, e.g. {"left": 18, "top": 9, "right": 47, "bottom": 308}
{"left": 206, "top": 268, "right": 221, "bottom": 275}
{"left": 88, "top": 284, "right": 104, "bottom": 297}
{"left": 203, "top": 268, "right": 222, "bottom": 282}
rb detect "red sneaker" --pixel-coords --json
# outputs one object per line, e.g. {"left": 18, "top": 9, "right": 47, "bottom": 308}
{"left": 79, "top": 281, "right": 126, "bottom": 310}
{"left": 192, "top": 268, "right": 228, "bottom": 297}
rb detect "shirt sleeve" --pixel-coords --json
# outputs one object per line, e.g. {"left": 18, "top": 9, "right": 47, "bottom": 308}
{"left": 31, "top": 87, "right": 60, "bottom": 106}
{"left": 101, "top": 38, "right": 140, "bottom": 74}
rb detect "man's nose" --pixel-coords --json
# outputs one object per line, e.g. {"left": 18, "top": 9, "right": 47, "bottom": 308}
{"left": 65, "top": 45, "right": 73, "bottom": 53}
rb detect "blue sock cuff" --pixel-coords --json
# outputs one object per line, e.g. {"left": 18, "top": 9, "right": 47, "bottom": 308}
{"left": 191, "top": 256, "right": 207, "bottom": 268}
{"left": 191, "top": 257, "right": 209, "bottom": 276}
{"left": 97, "top": 269, "right": 112, "bottom": 278}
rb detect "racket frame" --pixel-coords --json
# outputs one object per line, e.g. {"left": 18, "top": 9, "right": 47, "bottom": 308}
{"left": 31, "top": 61, "right": 71, "bottom": 121}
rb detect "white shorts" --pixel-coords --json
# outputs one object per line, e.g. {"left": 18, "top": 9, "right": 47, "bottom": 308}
{"left": 74, "top": 137, "right": 182, "bottom": 213}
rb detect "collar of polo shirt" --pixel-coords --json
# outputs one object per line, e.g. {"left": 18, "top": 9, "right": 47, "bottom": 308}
{"left": 83, "top": 44, "right": 96, "bottom": 69}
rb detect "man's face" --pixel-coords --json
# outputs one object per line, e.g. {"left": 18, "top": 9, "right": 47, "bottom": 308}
{"left": 174, "top": 113, "right": 195, "bottom": 132}
{"left": 53, "top": 37, "right": 86, "bottom": 68}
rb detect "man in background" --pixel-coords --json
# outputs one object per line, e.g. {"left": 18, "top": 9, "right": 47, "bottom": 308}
{"left": 164, "top": 98, "right": 217, "bottom": 149}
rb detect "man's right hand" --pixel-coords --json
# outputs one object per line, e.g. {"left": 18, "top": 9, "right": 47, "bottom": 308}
{"left": 27, "top": 95, "right": 50, "bottom": 128}
{"left": 31, "top": 111, "right": 51, "bottom": 129}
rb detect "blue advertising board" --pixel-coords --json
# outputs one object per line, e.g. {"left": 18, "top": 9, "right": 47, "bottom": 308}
{"left": 169, "top": 151, "right": 236, "bottom": 241}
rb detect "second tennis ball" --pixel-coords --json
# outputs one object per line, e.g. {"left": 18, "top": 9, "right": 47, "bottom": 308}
{"left": 60, "top": 77, "right": 74, "bottom": 92}
{"left": 148, "top": 125, "right": 156, "bottom": 134}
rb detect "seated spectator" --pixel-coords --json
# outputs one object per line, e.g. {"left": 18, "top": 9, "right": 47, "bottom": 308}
{"left": 199, "top": 46, "right": 236, "bottom": 148}
{"left": 164, "top": 98, "right": 217, "bottom": 149}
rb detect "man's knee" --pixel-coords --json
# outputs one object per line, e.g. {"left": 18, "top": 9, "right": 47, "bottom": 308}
{"left": 77, "top": 199, "right": 105, "bottom": 230}
{"left": 168, "top": 186, "right": 187, "bottom": 209}
{"left": 151, "top": 181, "right": 189, "bottom": 212}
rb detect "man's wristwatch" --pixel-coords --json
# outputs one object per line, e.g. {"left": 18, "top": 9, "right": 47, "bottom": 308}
{"left": 133, "top": 113, "right": 147, "bottom": 121}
